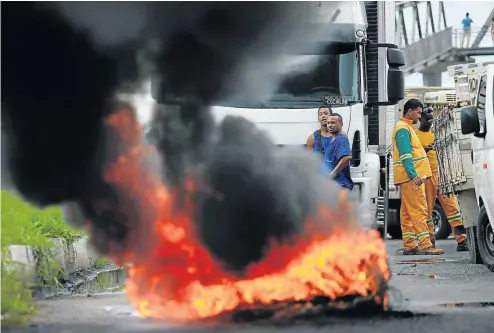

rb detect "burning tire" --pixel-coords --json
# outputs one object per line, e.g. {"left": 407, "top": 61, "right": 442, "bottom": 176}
{"left": 98, "top": 107, "right": 393, "bottom": 322}
{"left": 477, "top": 206, "right": 494, "bottom": 272}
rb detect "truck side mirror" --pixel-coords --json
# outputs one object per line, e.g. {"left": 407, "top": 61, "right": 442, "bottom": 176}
{"left": 387, "top": 48, "right": 405, "bottom": 103}
{"left": 460, "top": 106, "right": 480, "bottom": 135}
{"left": 365, "top": 44, "right": 406, "bottom": 108}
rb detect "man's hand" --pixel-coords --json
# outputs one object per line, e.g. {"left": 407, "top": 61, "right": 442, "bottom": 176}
{"left": 424, "top": 144, "right": 435, "bottom": 152}
{"left": 328, "top": 171, "right": 335, "bottom": 179}
{"left": 413, "top": 176, "right": 424, "bottom": 187}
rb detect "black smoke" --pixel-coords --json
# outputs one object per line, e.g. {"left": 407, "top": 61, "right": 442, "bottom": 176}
{"left": 2, "top": 1, "right": 356, "bottom": 272}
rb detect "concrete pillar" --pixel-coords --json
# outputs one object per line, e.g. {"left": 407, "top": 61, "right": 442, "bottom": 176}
{"left": 422, "top": 72, "right": 442, "bottom": 87}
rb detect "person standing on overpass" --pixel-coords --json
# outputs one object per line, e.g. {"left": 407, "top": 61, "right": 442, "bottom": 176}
{"left": 461, "top": 13, "right": 473, "bottom": 48}
{"left": 392, "top": 99, "right": 444, "bottom": 255}
{"left": 415, "top": 107, "right": 468, "bottom": 252}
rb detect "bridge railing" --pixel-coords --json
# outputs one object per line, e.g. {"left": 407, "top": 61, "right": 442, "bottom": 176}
{"left": 401, "top": 27, "right": 453, "bottom": 74}
{"left": 452, "top": 27, "right": 489, "bottom": 48}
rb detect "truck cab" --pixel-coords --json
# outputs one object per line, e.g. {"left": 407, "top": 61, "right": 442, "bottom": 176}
{"left": 151, "top": 2, "right": 406, "bottom": 231}
{"left": 460, "top": 64, "right": 494, "bottom": 272}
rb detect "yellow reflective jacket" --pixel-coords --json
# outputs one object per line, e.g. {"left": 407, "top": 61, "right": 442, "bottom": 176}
{"left": 392, "top": 118, "right": 432, "bottom": 185}
{"left": 415, "top": 129, "right": 438, "bottom": 175}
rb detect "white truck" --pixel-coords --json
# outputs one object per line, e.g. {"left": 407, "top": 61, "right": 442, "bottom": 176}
{"left": 151, "top": 1, "right": 405, "bottom": 231}
{"left": 433, "top": 62, "right": 494, "bottom": 272}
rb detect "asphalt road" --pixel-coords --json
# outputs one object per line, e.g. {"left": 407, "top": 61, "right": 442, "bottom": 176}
{"left": 5, "top": 240, "right": 494, "bottom": 333}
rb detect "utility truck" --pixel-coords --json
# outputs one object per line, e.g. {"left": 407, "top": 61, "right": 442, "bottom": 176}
{"left": 151, "top": 1, "right": 405, "bottom": 231}
{"left": 433, "top": 61, "right": 494, "bottom": 271}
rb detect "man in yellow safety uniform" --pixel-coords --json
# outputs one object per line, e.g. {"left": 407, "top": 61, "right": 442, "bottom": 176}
{"left": 392, "top": 99, "right": 444, "bottom": 255}
{"left": 415, "top": 107, "right": 468, "bottom": 252}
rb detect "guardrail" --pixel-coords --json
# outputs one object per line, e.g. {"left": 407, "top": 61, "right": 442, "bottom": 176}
{"left": 452, "top": 28, "right": 490, "bottom": 48}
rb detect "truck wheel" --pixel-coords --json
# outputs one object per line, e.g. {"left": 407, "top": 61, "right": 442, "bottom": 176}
{"left": 466, "top": 226, "right": 482, "bottom": 265}
{"left": 387, "top": 226, "right": 402, "bottom": 240}
{"left": 476, "top": 206, "right": 494, "bottom": 272}
{"left": 433, "top": 203, "right": 450, "bottom": 240}
{"left": 376, "top": 226, "right": 385, "bottom": 239}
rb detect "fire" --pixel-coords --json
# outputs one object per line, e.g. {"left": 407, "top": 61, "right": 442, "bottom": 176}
{"left": 102, "top": 106, "right": 390, "bottom": 323}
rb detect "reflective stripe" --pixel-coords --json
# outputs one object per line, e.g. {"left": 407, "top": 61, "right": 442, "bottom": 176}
{"left": 417, "top": 231, "right": 429, "bottom": 239}
{"left": 393, "top": 155, "right": 429, "bottom": 167}
{"left": 447, "top": 214, "right": 462, "bottom": 222}
{"left": 426, "top": 218, "right": 433, "bottom": 225}
{"left": 402, "top": 232, "right": 416, "bottom": 239}
{"left": 399, "top": 153, "right": 413, "bottom": 160}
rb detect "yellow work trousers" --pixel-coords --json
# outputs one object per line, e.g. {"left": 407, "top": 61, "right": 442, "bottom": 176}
{"left": 400, "top": 179, "right": 433, "bottom": 251}
{"left": 425, "top": 176, "right": 466, "bottom": 243}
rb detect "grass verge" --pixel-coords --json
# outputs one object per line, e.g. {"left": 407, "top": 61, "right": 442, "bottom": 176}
{"left": 1, "top": 190, "right": 86, "bottom": 326}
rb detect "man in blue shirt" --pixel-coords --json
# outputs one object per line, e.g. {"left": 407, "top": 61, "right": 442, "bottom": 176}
{"left": 462, "top": 13, "right": 473, "bottom": 48}
{"left": 306, "top": 105, "right": 332, "bottom": 155}
{"left": 324, "top": 113, "right": 354, "bottom": 190}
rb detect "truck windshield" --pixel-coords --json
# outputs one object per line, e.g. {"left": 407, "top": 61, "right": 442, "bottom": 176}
{"left": 214, "top": 47, "right": 359, "bottom": 109}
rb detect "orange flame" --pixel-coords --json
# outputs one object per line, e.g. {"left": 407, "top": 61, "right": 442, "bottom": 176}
{"left": 102, "top": 107, "right": 390, "bottom": 322}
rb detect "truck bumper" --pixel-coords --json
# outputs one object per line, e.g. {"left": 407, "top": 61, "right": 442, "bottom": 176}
{"left": 350, "top": 176, "right": 378, "bottom": 230}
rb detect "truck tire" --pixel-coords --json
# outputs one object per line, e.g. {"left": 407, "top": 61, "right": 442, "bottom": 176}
{"left": 476, "top": 206, "right": 494, "bottom": 272}
{"left": 466, "top": 226, "right": 482, "bottom": 265}
{"left": 433, "top": 202, "right": 450, "bottom": 240}
{"left": 387, "top": 226, "right": 402, "bottom": 240}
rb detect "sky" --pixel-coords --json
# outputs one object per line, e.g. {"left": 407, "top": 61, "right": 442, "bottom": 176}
{"left": 403, "top": 1, "right": 494, "bottom": 87}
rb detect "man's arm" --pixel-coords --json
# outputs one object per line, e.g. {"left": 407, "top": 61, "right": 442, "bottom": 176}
{"left": 395, "top": 129, "right": 418, "bottom": 179}
{"left": 416, "top": 131, "right": 436, "bottom": 152}
{"left": 331, "top": 156, "right": 352, "bottom": 177}
{"left": 306, "top": 134, "right": 315, "bottom": 150}
{"left": 330, "top": 136, "right": 352, "bottom": 176}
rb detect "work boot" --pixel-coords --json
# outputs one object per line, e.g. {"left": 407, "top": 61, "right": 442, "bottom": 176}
{"left": 403, "top": 248, "right": 419, "bottom": 255}
{"left": 456, "top": 240, "right": 468, "bottom": 252}
{"left": 418, "top": 247, "right": 444, "bottom": 255}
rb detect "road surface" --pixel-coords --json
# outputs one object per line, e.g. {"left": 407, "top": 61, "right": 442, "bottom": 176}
{"left": 5, "top": 240, "right": 494, "bottom": 333}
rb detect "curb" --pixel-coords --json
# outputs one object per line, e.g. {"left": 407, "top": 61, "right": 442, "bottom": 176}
{"left": 9, "top": 237, "right": 101, "bottom": 283}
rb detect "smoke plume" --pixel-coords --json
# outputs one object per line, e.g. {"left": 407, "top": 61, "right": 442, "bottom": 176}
{"left": 2, "top": 2, "right": 359, "bottom": 272}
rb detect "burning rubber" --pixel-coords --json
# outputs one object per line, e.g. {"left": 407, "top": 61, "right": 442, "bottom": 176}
{"left": 98, "top": 106, "right": 391, "bottom": 322}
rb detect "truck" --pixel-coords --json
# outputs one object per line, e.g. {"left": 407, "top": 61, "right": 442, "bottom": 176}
{"left": 433, "top": 61, "right": 494, "bottom": 272}
{"left": 150, "top": 1, "right": 405, "bottom": 232}
{"left": 381, "top": 87, "right": 457, "bottom": 240}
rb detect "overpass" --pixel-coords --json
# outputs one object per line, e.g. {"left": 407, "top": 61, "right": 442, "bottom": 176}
{"left": 396, "top": 1, "right": 494, "bottom": 86}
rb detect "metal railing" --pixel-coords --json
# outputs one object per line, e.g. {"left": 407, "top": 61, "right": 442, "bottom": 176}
{"left": 452, "top": 27, "right": 491, "bottom": 48}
